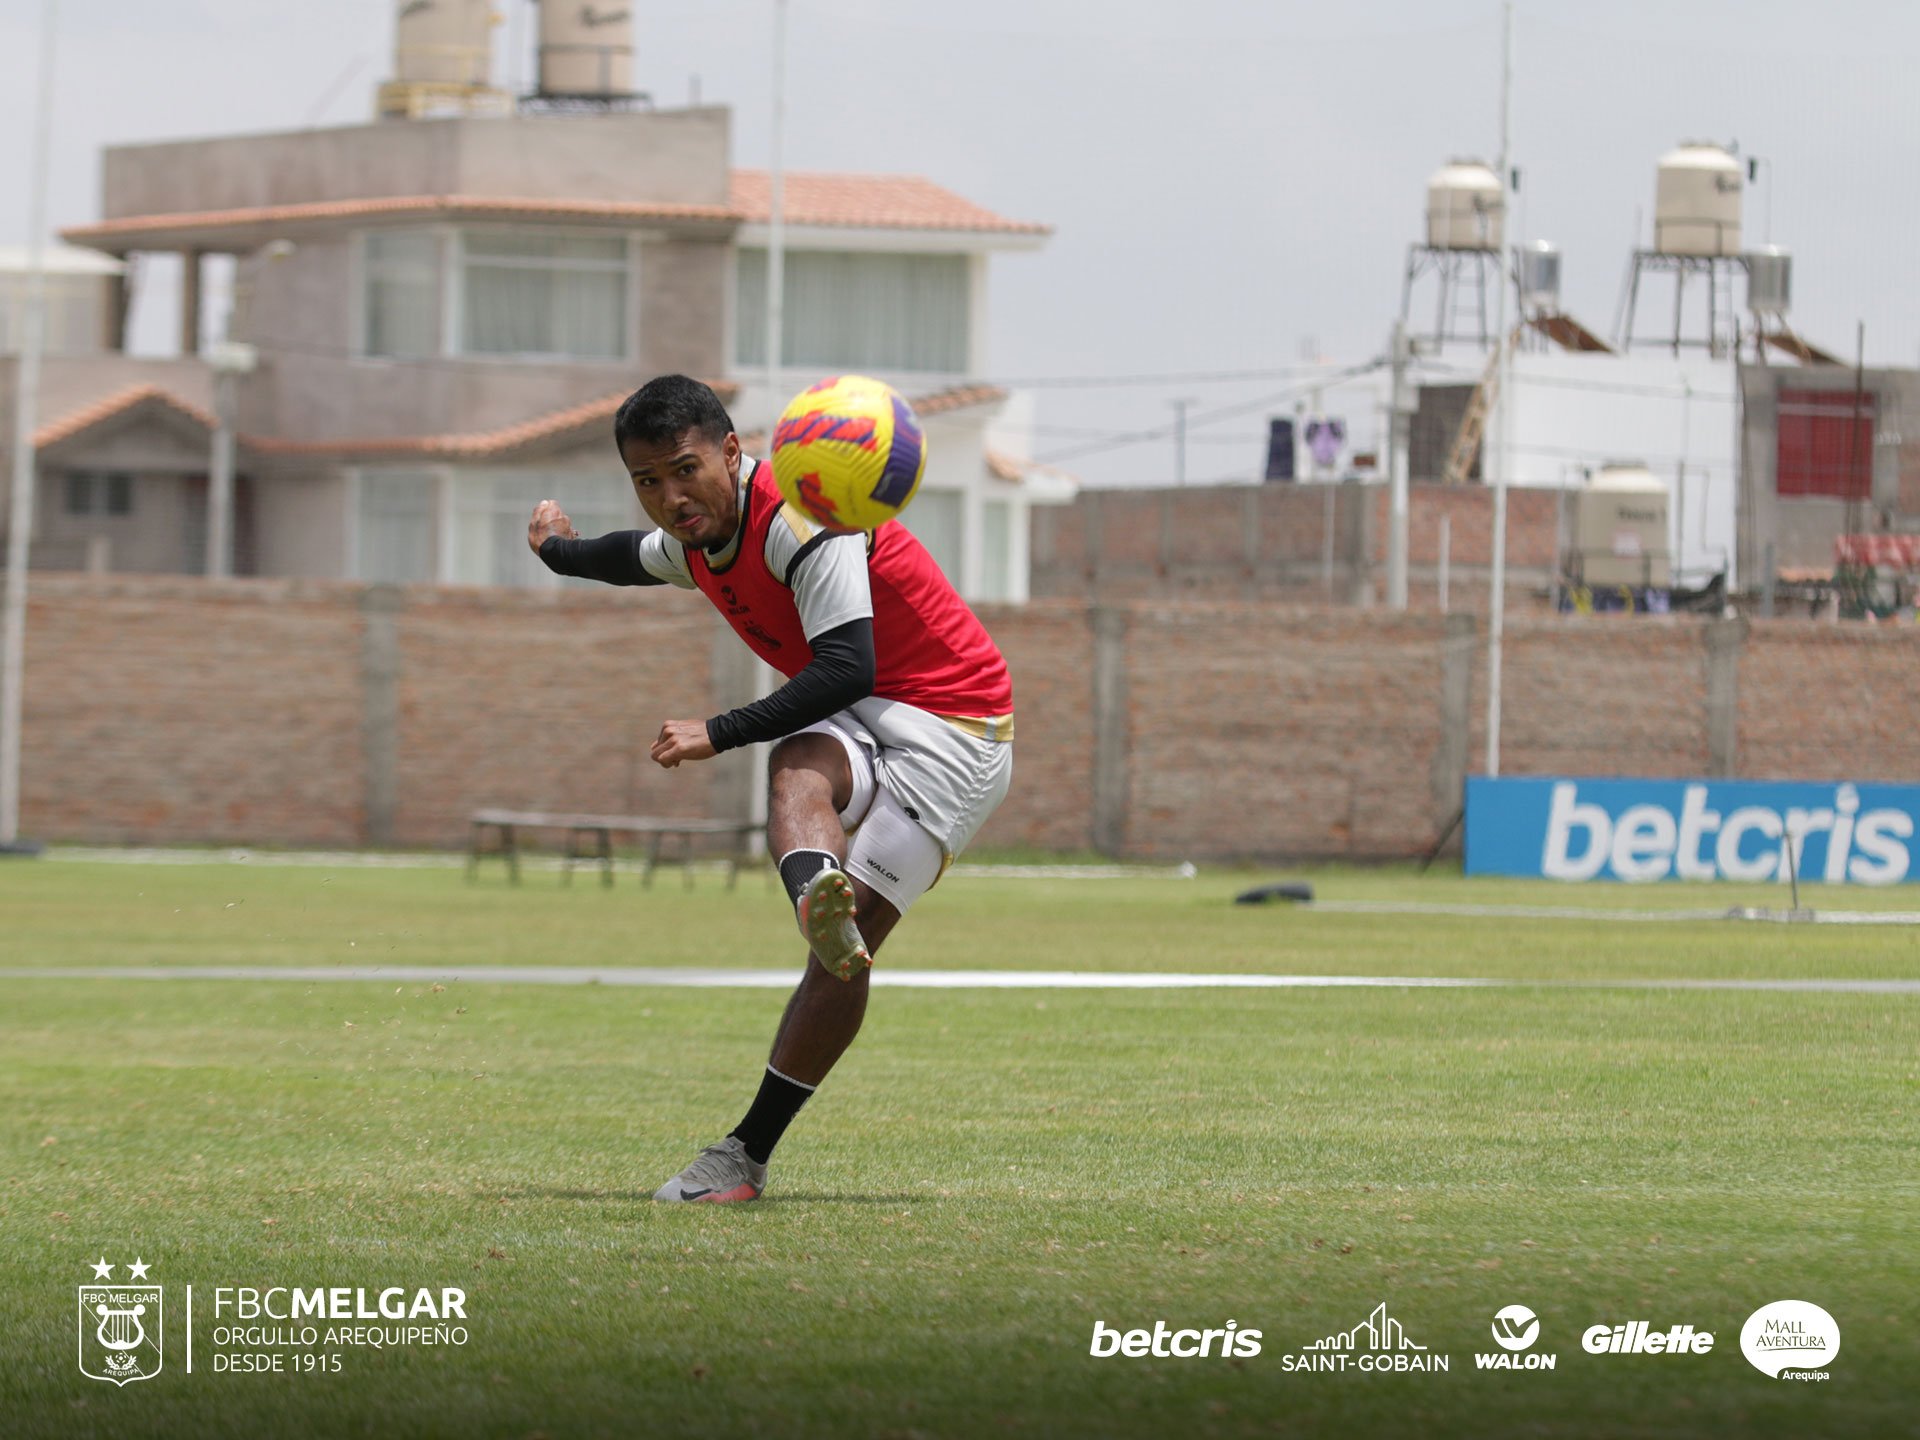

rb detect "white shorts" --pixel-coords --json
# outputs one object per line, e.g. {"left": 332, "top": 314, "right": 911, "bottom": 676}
{"left": 792, "top": 696, "right": 1014, "bottom": 913}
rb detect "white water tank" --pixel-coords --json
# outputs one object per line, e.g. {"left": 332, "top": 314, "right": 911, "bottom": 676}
{"left": 1576, "top": 462, "right": 1670, "bottom": 587}
{"left": 1746, "top": 245, "right": 1792, "bottom": 317}
{"left": 1653, "top": 142, "right": 1743, "bottom": 257}
{"left": 393, "top": 0, "right": 495, "bottom": 86}
{"left": 1518, "top": 241, "right": 1561, "bottom": 310}
{"left": 538, "top": 1, "right": 634, "bottom": 97}
{"left": 1425, "top": 160, "right": 1504, "bottom": 251}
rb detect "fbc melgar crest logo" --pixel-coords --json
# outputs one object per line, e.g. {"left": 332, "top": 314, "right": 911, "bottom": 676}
{"left": 78, "top": 1257, "right": 162, "bottom": 1387}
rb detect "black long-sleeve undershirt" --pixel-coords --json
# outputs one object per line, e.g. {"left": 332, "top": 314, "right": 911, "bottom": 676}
{"left": 538, "top": 531, "right": 875, "bottom": 752}
{"left": 539, "top": 531, "right": 662, "bottom": 586}
{"left": 707, "top": 618, "right": 875, "bottom": 752}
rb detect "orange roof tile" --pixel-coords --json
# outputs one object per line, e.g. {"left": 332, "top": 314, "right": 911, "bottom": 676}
{"left": 986, "top": 448, "right": 1026, "bottom": 484}
{"left": 252, "top": 389, "right": 632, "bottom": 460}
{"left": 33, "top": 376, "right": 991, "bottom": 467}
{"left": 34, "top": 383, "right": 217, "bottom": 449}
{"left": 729, "top": 172, "right": 1049, "bottom": 235}
{"left": 252, "top": 379, "right": 738, "bottom": 460}
{"left": 62, "top": 195, "right": 739, "bottom": 247}
{"left": 61, "top": 174, "right": 1048, "bottom": 249}
{"left": 910, "top": 383, "right": 1008, "bottom": 416}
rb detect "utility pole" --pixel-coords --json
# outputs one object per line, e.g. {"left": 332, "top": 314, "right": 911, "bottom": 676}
{"left": 765, "top": 0, "right": 788, "bottom": 405}
{"left": 1387, "top": 321, "right": 1413, "bottom": 608}
{"left": 204, "top": 241, "right": 292, "bottom": 578}
{"left": 1, "top": 0, "right": 58, "bottom": 855}
{"left": 1485, "top": 0, "right": 1515, "bottom": 777}
{"left": 1171, "top": 398, "right": 1192, "bottom": 485}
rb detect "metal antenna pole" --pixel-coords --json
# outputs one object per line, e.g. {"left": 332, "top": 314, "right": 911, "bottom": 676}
{"left": 1, "top": 0, "right": 59, "bottom": 852}
{"left": 765, "top": 0, "right": 788, "bottom": 404}
{"left": 1485, "top": 0, "right": 1515, "bottom": 777}
{"left": 1171, "top": 398, "right": 1190, "bottom": 485}
{"left": 1388, "top": 321, "right": 1411, "bottom": 608}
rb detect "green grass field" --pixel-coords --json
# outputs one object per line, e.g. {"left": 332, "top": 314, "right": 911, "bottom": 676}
{"left": 2, "top": 857, "right": 1915, "bottom": 1438}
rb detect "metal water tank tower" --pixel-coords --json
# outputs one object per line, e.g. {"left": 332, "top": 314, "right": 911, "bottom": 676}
{"left": 1402, "top": 158, "right": 1509, "bottom": 350}
{"left": 1425, "top": 160, "right": 1505, "bottom": 251}
{"left": 1518, "top": 241, "right": 1561, "bottom": 311}
{"left": 1653, "top": 142, "right": 1743, "bottom": 257}
{"left": 393, "top": 0, "right": 495, "bottom": 86}
{"left": 538, "top": 2, "right": 634, "bottom": 98}
{"left": 1746, "top": 244, "right": 1791, "bottom": 318}
{"left": 1617, "top": 141, "right": 1748, "bottom": 354}
{"left": 1575, "top": 462, "right": 1670, "bottom": 588}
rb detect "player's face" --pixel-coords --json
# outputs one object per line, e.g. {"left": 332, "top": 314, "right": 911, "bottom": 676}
{"left": 621, "top": 428, "right": 743, "bottom": 551}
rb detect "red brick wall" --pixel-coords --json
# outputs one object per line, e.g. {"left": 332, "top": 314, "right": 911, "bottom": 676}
{"left": 1736, "top": 621, "right": 1920, "bottom": 782}
{"left": 1381, "top": 484, "right": 1561, "bottom": 567}
{"left": 21, "top": 576, "right": 366, "bottom": 845}
{"left": 972, "top": 601, "right": 1095, "bottom": 853}
{"left": 1492, "top": 620, "right": 1711, "bottom": 780}
{"left": 1122, "top": 606, "right": 1451, "bottom": 858}
{"left": 18, "top": 575, "right": 1920, "bottom": 859}
{"left": 1032, "top": 481, "right": 1562, "bottom": 607}
{"left": 386, "top": 585, "right": 716, "bottom": 847}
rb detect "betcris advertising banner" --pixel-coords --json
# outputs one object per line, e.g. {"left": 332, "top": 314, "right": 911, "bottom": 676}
{"left": 1465, "top": 777, "right": 1920, "bottom": 884}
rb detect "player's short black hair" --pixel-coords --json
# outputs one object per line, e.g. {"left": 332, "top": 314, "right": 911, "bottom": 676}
{"left": 613, "top": 374, "right": 735, "bottom": 452}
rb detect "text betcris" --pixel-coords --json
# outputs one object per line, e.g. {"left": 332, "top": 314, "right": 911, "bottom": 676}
{"left": 1090, "top": 1320, "right": 1261, "bottom": 1359}
{"left": 1543, "top": 782, "right": 1911, "bottom": 883}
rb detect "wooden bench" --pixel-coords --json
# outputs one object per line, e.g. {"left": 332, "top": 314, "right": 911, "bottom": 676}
{"left": 466, "top": 810, "right": 765, "bottom": 890}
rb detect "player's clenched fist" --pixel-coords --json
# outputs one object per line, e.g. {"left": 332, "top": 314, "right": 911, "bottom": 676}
{"left": 527, "top": 499, "right": 579, "bottom": 553}
{"left": 650, "top": 719, "right": 717, "bottom": 769}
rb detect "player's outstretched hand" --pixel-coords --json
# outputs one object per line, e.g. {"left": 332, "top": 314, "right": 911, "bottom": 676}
{"left": 527, "top": 499, "right": 579, "bottom": 553}
{"left": 651, "top": 719, "right": 717, "bottom": 769}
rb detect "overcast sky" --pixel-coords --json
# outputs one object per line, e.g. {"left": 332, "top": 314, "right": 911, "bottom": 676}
{"left": 3, "top": 0, "right": 1918, "bottom": 485}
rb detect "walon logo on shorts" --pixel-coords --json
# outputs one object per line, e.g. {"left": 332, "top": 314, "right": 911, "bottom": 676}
{"left": 1741, "top": 1300, "right": 1839, "bottom": 1381}
{"left": 1088, "top": 1320, "right": 1262, "bottom": 1359}
{"left": 78, "top": 1257, "right": 163, "bottom": 1387}
{"left": 1475, "top": 1304, "right": 1557, "bottom": 1370}
{"left": 1582, "top": 1319, "right": 1714, "bottom": 1356}
{"left": 1280, "top": 1302, "right": 1448, "bottom": 1374}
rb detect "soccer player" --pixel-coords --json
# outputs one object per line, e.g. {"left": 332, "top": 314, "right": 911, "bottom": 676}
{"left": 527, "top": 374, "right": 1014, "bottom": 1204}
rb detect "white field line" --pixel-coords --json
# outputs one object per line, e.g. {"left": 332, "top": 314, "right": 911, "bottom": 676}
{"left": 43, "top": 847, "right": 1193, "bottom": 881}
{"left": 0, "top": 966, "right": 1915, "bottom": 994}
{"left": 1307, "top": 900, "right": 1920, "bottom": 926}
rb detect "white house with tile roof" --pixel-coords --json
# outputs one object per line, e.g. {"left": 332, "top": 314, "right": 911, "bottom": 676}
{"left": 6, "top": 106, "right": 1067, "bottom": 600}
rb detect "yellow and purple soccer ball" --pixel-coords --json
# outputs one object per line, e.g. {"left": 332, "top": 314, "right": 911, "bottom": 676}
{"left": 770, "top": 374, "right": 926, "bottom": 533}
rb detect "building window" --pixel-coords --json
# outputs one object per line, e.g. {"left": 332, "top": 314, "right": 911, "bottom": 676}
{"left": 980, "top": 497, "right": 1012, "bottom": 601}
{"left": 63, "top": 471, "right": 133, "bottom": 516}
{"left": 451, "top": 472, "right": 634, "bottom": 588}
{"left": 736, "top": 249, "right": 969, "bottom": 374}
{"left": 355, "top": 471, "right": 438, "bottom": 583}
{"left": 1777, "top": 390, "right": 1875, "bottom": 499}
{"left": 460, "top": 230, "right": 627, "bottom": 360}
{"left": 363, "top": 230, "right": 441, "bottom": 358}
{"left": 902, "top": 489, "right": 962, "bottom": 584}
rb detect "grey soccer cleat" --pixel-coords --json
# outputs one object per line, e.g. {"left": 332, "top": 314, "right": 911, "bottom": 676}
{"left": 652, "top": 1136, "right": 767, "bottom": 1204}
{"left": 798, "top": 866, "right": 870, "bottom": 981}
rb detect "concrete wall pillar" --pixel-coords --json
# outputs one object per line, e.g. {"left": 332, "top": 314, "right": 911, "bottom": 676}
{"left": 1344, "top": 478, "right": 1375, "bottom": 606}
{"left": 1241, "top": 487, "right": 1261, "bottom": 597}
{"left": 1704, "top": 615, "right": 1747, "bottom": 777}
{"left": 1432, "top": 611, "right": 1476, "bottom": 819}
{"left": 179, "top": 250, "right": 203, "bottom": 356}
{"left": 1084, "top": 492, "right": 1105, "bottom": 602}
{"left": 104, "top": 269, "right": 130, "bottom": 352}
{"left": 359, "top": 584, "right": 403, "bottom": 847}
{"left": 1090, "top": 605, "right": 1130, "bottom": 856}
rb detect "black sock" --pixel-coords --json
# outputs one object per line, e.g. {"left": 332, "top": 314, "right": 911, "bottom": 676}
{"left": 777, "top": 848, "right": 840, "bottom": 907}
{"left": 730, "top": 1066, "right": 817, "bottom": 1165}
